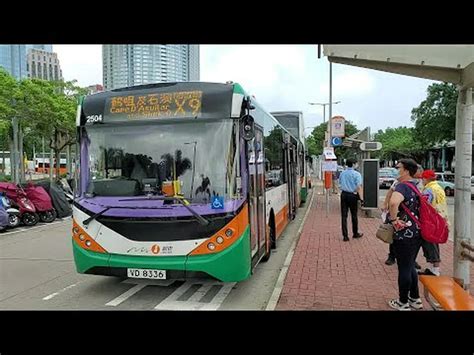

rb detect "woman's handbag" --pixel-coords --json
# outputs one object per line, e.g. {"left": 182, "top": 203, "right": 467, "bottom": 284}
{"left": 376, "top": 223, "right": 394, "bottom": 244}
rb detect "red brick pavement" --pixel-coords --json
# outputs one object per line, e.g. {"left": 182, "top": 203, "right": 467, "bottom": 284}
{"left": 276, "top": 186, "right": 474, "bottom": 310}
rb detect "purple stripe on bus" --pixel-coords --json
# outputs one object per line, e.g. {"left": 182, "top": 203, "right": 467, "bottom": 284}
{"left": 77, "top": 197, "right": 245, "bottom": 218}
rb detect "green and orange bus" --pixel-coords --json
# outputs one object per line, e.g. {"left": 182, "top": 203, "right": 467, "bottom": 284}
{"left": 72, "top": 81, "right": 304, "bottom": 282}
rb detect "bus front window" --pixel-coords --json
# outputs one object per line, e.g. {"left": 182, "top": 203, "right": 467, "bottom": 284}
{"left": 84, "top": 119, "right": 238, "bottom": 203}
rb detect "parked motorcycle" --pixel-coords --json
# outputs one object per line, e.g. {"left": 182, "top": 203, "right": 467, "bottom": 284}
{"left": 0, "top": 192, "right": 21, "bottom": 228}
{"left": 0, "top": 203, "right": 9, "bottom": 232}
{"left": 24, "top": 182, "right": 57, "bottom": 223}
{"left": 0, "top": 182, "right": 39, "bottom": 226}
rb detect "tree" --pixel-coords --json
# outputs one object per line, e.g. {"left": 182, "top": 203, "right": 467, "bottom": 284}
{"left": 373, "top": 126, "right": 425, "bottom": 162}
{"left": 16, "top": 79, "right": 87, "bottom": 179}
{"left": 411, "top": 82, "right": 458, "bottom": 147}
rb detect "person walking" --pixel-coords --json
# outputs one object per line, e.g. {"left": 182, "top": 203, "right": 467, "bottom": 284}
{"left": 339, "top": 159, "right": 364, "bottom": 242}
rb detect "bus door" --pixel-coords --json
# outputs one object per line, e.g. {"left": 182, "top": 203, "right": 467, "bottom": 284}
{"left": 247, "top": 127, "right": 266, "bottom": 261}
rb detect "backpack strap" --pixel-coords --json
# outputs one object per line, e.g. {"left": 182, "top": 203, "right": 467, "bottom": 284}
{"left": 400, "top": 202, "right": 420, "bottom": 227}
{"left": 398, "top": 181, "right": 421, "bottom": 227}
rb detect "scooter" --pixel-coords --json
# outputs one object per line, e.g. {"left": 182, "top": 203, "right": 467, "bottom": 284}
{"left": 24, "top": 182, "right": 57, "bottom": 223}
{"left": 0, "top": 192, "right": 21, "bottom": 228}
{"left": 0, "top": 182, "right": 39, "bottom": 226}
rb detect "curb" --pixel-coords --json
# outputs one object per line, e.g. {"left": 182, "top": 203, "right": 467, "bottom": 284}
{"left": 265, "top": 187, "right": 316, "bottom": 310}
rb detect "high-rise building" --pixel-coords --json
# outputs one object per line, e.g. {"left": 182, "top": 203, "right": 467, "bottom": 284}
{"left": 0, "top": 45, "right": 53, "bottom": 79}
{"left": 102, "top": 45, "right": 200, "bottom": 90}
{"left": 27, "top": 49, "right": 63, "bottom": 81}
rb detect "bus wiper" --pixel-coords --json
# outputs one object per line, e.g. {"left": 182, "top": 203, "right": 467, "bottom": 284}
{"left": 83, "top": 207, "right": 111, "bottom": 226}
{"left": 118, "top": 196, "right": 210, "bottom": 226}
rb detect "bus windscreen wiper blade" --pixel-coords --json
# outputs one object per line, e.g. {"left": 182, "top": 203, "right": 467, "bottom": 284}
{"left": 83, "top": 207, "right": 111, "bottom": 226}
{"left": 118, "top": 196, "right": 210, "bottom": 226}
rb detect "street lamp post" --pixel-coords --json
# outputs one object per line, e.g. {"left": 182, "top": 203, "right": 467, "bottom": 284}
{"left": 308, "top": 100, "right": 341, "bottom": 124}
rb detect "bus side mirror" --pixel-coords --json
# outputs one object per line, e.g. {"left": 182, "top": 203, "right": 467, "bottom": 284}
{"left": 242, "top": 115, "right": 255, "bottom": 141}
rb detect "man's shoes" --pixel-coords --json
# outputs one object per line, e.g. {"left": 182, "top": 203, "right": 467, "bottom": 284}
{"left": 408, "top": 296, "right": 424, "bottom": 310}
{"left": 388, "top": 299, "right": 410, "bottom": 311}
{"left": 353, "top": 233, "right": 364, "bottom": 239}
{"left": 415, "top": 262, "right": 421, "bottom": 270}
{"left": 417, "top": 268, "right": 439, "bottom": 276}
{"left": 385, "top": 256, "right": 396, "bottom": 266}
{"left": 343, "top": 236, "right": 349, "bottom": 242}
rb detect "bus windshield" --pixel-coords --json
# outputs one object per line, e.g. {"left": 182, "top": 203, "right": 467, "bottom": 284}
{"left": 83, "top": 119, "right": 239, "bottom": 204}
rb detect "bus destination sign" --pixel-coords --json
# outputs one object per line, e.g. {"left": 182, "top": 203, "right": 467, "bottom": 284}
{"left": 106, "top": 90, "right": 203, "bottom": 120}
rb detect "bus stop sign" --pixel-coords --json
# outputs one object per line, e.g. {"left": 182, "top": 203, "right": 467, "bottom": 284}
{"left": 331, "top": 136, "right": 342, "bottom": 146}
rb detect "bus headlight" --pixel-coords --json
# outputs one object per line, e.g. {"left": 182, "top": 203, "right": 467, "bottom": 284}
{"left": 85, "top": 240, "right": 91, "bottom": 247}
{"left": 207, "top": 242, "right": 216, "bottom": 251}
{"left": 216, "top": 236, "right": 224, "bottom": 244}
{"left": 79, "top": 234, "right": 85, "bottom": 241}
{"left": 225, "top": 229, "right": 234, "bottom": 238}
{"left": 73, "top": 227, "right": 79, "bottom": 234}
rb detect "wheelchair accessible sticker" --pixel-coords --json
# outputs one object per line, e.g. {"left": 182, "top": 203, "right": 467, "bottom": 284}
{"left": 211, "top": 196, "right": 224, "bottom": 209}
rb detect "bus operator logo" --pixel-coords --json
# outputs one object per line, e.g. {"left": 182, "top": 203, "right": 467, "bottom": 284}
{"left": 151, "top": 244, "right": 160, "bottom": 254}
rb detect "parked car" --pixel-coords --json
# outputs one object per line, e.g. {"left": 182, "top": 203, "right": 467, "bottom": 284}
{"left": 435, "top": 172, "right": 456, "bottom": 196}
{"left": 379, "top": 169, "right": 397, "bottom": 189}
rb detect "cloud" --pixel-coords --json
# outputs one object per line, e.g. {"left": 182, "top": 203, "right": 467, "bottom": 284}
{"left": 53, "top": 45, "right": 102, "bottom": 87}
{"left": 317, "top": 68, "right": 376, "bottom": 98}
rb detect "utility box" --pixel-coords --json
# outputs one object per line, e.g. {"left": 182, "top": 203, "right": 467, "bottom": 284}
{"left": 362, "top": 159, "right": 379, "bottom": 209}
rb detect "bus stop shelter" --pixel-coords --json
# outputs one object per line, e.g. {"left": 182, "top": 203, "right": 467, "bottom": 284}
{"left": 322, "top": 45, "right": 474, "bottom": 290}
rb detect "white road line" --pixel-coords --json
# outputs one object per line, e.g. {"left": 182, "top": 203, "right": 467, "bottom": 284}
{"left": 154, "top": 280, "right": 235, "bottom": 310}
{"left": 265, "top": 187, "right": 315, "bottom": 310}
{"left": 187, "top": 284, "right": 214, "bottom": 303}
{"left": 105, "top": 284, "right": 148, "bottom": 307}
{"left": 121, "top": 278, "right": 175, "bottom": 286}
{"left": 42, "top": 281, "right": 81, "bottom": 300}
{"left": 3, "top": 219, "right": 71, "bottom": 236}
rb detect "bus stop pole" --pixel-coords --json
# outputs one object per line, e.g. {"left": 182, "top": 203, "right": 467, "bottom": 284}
{"left": 453, "top": 87, "right": 472, "bottom": 290}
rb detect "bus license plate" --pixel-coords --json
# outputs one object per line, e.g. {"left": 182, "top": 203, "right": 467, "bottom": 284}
{"left": 127, "top": 268, "right": 166, "bottom": 280}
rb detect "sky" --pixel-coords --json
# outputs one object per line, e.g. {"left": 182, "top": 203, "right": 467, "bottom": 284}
{"left": 53, "top": 45, "right": 436, "bottom": 135}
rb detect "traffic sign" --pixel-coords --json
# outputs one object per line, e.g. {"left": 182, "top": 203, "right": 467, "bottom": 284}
{"left": 331, "top": 116, "right": 345, "bottom": 137}
{"left": 360, "top": 141, "right": 382, "bottom": 151}
{"left": 331, "top": 136, "right": 342, "bottom": 146}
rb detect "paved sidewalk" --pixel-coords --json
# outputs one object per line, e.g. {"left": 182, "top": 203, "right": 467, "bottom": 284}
{"left": 276, "top": 181, "right": 474, "bottom": 310}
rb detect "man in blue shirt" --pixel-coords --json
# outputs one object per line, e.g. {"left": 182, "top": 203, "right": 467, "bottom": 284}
{"left": 339, "top": 159, "right": 364, "bottom": 241}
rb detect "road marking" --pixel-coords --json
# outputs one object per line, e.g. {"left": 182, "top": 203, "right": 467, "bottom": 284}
{"left": 2, "top": 218, "right": 71, "bottom": 236}
{"left": 154, "top": 279, "right": 236, "bottom": 310}
{"left": 105, "top": 278, "right": 176, "bottom": 306}
{"left": 42, "top": 281, "right": 81, "bottom": 300}
{"left": 105, "top": 284, "right": 148, "bottom": 306}
{"left": 266, "top": 187, "right": 315, "bottom": 310}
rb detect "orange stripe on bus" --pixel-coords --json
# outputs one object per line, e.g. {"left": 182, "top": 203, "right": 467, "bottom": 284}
{"left": 72, "top": 219, "right": 107, "bottom": 254}
{"left": 275, "top": 204, "right": 289, "bottom": 238}
{"left": 189, "top": 204, "right": 249, "bottom": 256}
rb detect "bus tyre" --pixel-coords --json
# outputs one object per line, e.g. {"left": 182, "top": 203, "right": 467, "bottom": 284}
{"left": 261, "top": 223, "right": 275, "bottom": 262}
{"left": 39, "top": 209, "right": 57, "bottom": 223}
{"left": 22, "top": 212, "right": 39, "bottom": 226}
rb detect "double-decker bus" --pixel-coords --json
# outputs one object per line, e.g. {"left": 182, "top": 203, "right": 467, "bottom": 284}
{"left": 270, "top": 111, "right": 309, "bottom": 203}
{"left": 72, "top": 82, "right": 303, "bottom": 282}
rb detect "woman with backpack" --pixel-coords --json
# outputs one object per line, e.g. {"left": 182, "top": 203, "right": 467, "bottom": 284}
{"left": 387, "top": 158, "right": 423, "bottom": 310}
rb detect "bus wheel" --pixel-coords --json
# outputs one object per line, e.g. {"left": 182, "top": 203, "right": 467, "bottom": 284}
{"left": 261, "top": 223, "right": 275, "bottom": 262}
